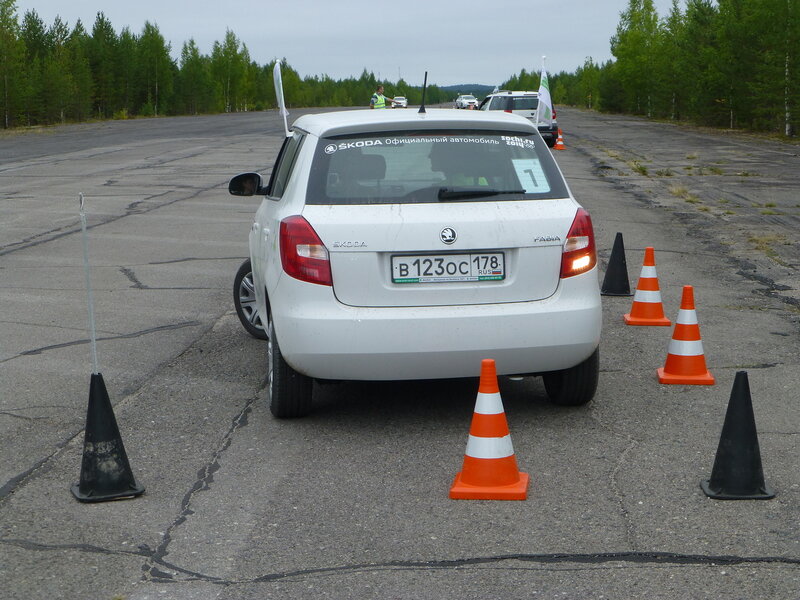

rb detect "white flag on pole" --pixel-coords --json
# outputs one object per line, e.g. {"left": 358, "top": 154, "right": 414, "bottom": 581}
{"left": 274, "top": 62, "right": 291, "bottom": 137}
{"left": 536, "top": 58, "right": 553, "bottom": 127}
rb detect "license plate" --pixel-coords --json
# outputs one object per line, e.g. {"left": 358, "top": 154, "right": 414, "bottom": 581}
{"left": 392, "top": 252, "right": 505, "bottom": 284}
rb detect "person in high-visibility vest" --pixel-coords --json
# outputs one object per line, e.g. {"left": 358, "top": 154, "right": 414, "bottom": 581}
{"left": 370, "top": 85, "right": 394, "bottom": 109}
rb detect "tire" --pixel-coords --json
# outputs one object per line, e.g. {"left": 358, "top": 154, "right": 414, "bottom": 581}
{"left": 268, "top": 321, "right": 312, "bottom": 418}
{"left": 542, "top": 348, "right": 599, "bottom": 406}
{"left": 233, "top": 259, "right": 268, "bottom": 340}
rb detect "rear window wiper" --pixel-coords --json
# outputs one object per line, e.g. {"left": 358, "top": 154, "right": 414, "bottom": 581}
{"left": 437, "top": 187, "right": 527, "bottom": 201}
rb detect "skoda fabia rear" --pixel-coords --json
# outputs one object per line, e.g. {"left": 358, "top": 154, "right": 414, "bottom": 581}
{"left": 229, "top": 109, "right": 601, "bottom": 417}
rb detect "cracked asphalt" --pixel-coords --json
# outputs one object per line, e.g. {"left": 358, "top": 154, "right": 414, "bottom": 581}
{"left": 1, "top": 107, "right": 798, "bottom": 599}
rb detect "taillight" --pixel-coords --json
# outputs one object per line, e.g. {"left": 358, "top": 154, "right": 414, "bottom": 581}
{"left": 504, "top": 109, "right": 513, "bottom": 114}
{"left": 279, "top": 216, "right": 332, "bottom": 286}
{"left": 560, "top": 208, "right": 596, "bottom": 278}
{"left": 553, "top": 108, "right": 557, "bottom": 119}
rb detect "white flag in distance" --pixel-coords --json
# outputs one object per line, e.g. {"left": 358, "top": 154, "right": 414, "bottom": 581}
{"left": 274, "top": 62, "right": 291, "bottom": 137}
{"left": 536, "top": 58, "right": 553, "bottom": 127}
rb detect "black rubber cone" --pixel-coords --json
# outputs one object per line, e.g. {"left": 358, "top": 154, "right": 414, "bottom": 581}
{"left": 701, "top": 371, "right": 775, "bottom": 500}
{"left": 71, "top": 373, "right": 145, "bottom": 502}
{"left": 601, "top": 232, "right": 632, "bottom": 296}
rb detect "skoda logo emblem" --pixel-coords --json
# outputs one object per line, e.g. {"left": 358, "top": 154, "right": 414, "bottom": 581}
{"left": 440, "top": 227, "right": 457, "bottom": 245}
{"left": 324, "top": 144, "right": 337, "bottom": 154}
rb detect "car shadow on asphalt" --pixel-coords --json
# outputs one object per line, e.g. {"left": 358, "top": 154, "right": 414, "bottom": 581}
{"left": 308, "top": 375, "right": 553, "bottom": 423}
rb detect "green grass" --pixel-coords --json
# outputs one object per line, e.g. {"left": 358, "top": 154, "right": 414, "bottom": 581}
{"left": 630, "top": 161, "right": 649, "bottom": 176}
{"left": 748, "top": 234, "right": 789, "bottom": 265}
{"left": 669, "top": 185, "right": 701, "bottom": 204}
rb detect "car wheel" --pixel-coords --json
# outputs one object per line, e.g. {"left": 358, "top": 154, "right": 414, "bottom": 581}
{"left": 542, "top": 348, "right": 599, "bottom": 406}
{"left": 546, "top": 138, "right": 556, "bottom": 148}
{"left": 234, "top": 259, "right": 268, "bottom": 340}
{"left": 268, "top": 321, "right": 312, "bottom": 418}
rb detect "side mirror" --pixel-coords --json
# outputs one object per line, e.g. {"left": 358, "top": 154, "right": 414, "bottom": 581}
{"left": 229, "top": 172, "right": 266, "bottom": 196}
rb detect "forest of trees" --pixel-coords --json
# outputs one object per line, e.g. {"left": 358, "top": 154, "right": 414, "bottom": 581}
{"left": 550, "top": 0, "right": 800, "bottom": 135}
{"left": 1, "top": 0, "right": 799, "bottom": 136}
{"left": 0, "top": 0, "right": 453, "bottom": 128}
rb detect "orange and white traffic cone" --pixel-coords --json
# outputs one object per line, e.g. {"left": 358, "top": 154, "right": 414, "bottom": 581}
{"left": 657, "top": 285, "right": 715, "bottom": 385}
{"left": 553, "top": 129, "right": 566, "bottom": 150}
{"left": 624, "top": 247, "right": 671, "bottom": 326}
{"left": 450, "top": 359, "right": 529, "bottom": 500}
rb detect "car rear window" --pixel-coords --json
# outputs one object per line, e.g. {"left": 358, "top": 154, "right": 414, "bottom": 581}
{"left": 307, "top": 129, "right": 568, "bottom": 205}
{"left": 487, "top": 96, "right": 508, "bottom": 110}
{"left": 485, "top": 96, "right": 538, "bottom": 111}
{"left": 511, "top": 97, "right": 538, "bottom": 110}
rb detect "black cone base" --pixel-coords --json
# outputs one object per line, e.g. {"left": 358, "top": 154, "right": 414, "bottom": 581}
{"left": 701, "top": 371, "right": 775, "bottom": 500}
{"left": 601, "top": 232, "right": 632, "bottom": 296}
{"left": 71, "top": 373, "right": 145, "bottom": 503}
{"left": 700, "top": 479, "right": 775, "bottom": 500}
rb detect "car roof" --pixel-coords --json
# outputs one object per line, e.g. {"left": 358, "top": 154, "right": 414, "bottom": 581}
{"left": 490, "top": 90, "right": 539, "bottom": 96}
{"left": 292, "top": 108, "right": 537, "bottom": 137}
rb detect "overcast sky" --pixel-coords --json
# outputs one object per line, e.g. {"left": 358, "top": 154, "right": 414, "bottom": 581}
{"left": 14, "top": 0, "right": 678, "bottom": 87}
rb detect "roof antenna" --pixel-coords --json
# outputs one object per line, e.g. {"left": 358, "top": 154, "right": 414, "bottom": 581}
{"left": 418, "top": 71, "right": 428, "bottom": 114}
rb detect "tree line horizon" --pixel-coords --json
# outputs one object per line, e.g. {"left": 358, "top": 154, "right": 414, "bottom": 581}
{"left": 1, "top": 0, "right": 798, "bottom": 136}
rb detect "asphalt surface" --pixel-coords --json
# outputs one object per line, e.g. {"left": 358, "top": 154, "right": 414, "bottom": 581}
{"left": 1, "top": 107, "right": 798, "bottom": 599}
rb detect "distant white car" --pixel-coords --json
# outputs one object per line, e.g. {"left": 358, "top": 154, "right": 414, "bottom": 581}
{"left": 230, "top": 109, "right": 601, "bottom": 417}
{"left": 455, "top": 94, "right": 478, "bottom": 109}
{"left": 391, "top": 96, "right": 408, "bottom": 108}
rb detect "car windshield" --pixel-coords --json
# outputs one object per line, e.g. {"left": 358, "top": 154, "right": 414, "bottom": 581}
{"left": 307, "top": 129, "right": 568, "bottom": 205}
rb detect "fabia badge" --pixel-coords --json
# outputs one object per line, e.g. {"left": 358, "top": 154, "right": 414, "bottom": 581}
{"left": 440, "top": 227, "right": 457, "bottom": 245}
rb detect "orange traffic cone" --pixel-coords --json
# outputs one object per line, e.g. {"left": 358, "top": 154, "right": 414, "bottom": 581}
{"left": 658, "top": 285, "right": 715, "bottom": 385}
{"left": 450, "top": 359, "right": 529, "bottom": 500}
{"left": 553, "top": 129, "right": 566, "bottom": 150}
{"left": 624, "top": 247, "right": 671, "bottom": 326}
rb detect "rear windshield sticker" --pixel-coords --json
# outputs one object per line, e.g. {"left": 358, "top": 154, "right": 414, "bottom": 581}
{"left": 512, "top": 159, "right": 550, "bottom": 193}
{"left": 324, "top": 136, "right": 502, "bottom": 153}
{"left": 501, "top": 135, "right": 537, "bottom": 149}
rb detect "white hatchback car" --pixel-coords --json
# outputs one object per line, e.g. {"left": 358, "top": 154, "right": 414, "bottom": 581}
{"left": 230, "top": 109, "right": 601, "bottom": 417}
{"left": 455, "top": 94, "right": 478, "bottom": 109}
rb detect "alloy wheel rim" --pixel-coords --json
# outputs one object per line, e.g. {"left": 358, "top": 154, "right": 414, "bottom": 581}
{"left": 238, "top": 272, "right": 265, "bottom": 332}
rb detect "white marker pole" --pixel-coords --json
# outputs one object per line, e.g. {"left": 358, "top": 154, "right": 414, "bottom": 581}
{"left": 273, "top": 62, "right": 291, "bottom": 137}
{"left": 79, "top": 193, "right": 99, "bottom": 375}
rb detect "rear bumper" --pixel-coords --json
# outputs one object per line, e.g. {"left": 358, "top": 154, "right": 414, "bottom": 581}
{"left": 537, "top": 123, "right": 558, "bottom": 141}
{"left": 271, "top": 269, "right": 601, "bottom": 381}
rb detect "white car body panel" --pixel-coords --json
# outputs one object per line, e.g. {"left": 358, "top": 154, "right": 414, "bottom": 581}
{"left": 305, "top": 201, "right": 574, "bottom": 307}
{"left": 271, "top": 270, "right": 600, "bottom": 380}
